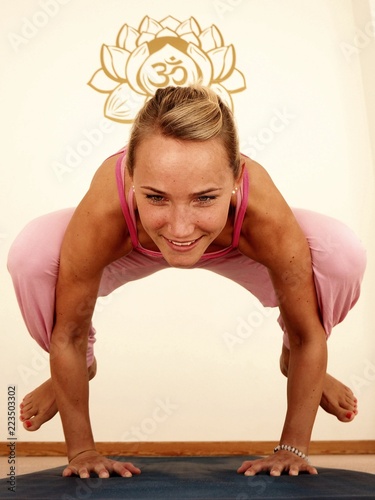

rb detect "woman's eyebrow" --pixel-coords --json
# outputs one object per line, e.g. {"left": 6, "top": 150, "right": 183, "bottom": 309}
{"left": 140, "top": 186, "right": 166, "bottom": 194}
{"left": 194, "top": 188, "right": 223, "bottom": 196}
{"left": 140, "top": 186, "right": 223, "bottom": 196}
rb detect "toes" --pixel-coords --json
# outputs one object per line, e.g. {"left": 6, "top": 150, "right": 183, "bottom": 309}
{"left": 345, "top": 388, "right": 357, "bottom": 405}
{"left": 23, "top": 420, "right": 33, "bottom": 430}
{"left": 335, "top": 395, "right": 358, "bottom": 422}
{"left": 344, "top": 396, "right": 357, "bottom": 412}
{"left": 20, "top": 402, "right": 35, "bottom": 421}
{"left": 337, "top": 410, "right": 357, "bottom": 423}
{"left": 337, "top": 396, "right": 358, "bottom": 421}
{"left": 21, "top": 393, "right": 33, "bottom": 403}
{"left": 321, "top": 374, "right": 359, "bottom": 422}
{"left": 23, "top": 418, "right": 41, "bottom": 431}
{"left": 20, "top": 400, "right": 33, "bottom": 413}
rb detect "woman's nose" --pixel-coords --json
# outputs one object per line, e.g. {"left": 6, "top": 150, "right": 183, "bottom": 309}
{"left": 168, "top": 206, "right": 195, "bottom": 238}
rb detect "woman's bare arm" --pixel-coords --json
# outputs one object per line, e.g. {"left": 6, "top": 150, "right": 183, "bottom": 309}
{"left": 238, "top": 159, "right": 326, "bottom": 475}
{"left": 49, "top": 156, "right": 139, "bottom": 477}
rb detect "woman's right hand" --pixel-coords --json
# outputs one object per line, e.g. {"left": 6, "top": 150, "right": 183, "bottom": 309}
{"left": 63, "top": 450, "right": 141, "bottom": 479}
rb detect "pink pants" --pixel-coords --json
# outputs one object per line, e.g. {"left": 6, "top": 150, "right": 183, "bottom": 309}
{"left": 7, "top": 208, "right": 367, "bottom": 366}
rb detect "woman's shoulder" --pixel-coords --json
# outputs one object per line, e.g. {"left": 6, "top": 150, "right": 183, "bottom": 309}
{"left": 241, "top": 154, "right": 272, "bottom": 185}
{"left": 239, "top": 156, "right": 297, "bottom": 261}
{"left": 241, "top": 155, "right": 285, "bottom": 215}
{"left": 66, "top": 151, "right": 132, "bottom": 259}
{"left": 92, "top": 149, "right": 123, "bottom": 181}
{"left": 86, "top": 149, "right": 128, "bottom": 205}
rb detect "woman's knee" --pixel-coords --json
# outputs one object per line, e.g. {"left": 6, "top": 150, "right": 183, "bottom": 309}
{"left": 8, "top": 209, "right": 74, "bottom": 280}
{"left": 314, "top": 221, "right": 366, "bottom": 284}
{"left": 293, "top": 208, "right": 366, "bottom": 283}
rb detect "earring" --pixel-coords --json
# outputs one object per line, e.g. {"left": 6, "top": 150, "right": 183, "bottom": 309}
{"left": 132, "top": 185, "right": 135, "bottom": 193}
{"left": 232, "top": 187, "right": 238, "bottom": 195}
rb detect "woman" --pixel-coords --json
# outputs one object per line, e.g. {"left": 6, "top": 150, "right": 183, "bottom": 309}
{"left": 8, "top": 85, "right": 366, "bottom": 478}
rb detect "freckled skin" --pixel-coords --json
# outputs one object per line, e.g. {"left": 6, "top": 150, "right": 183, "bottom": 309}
{"left": 18, "top": 133, "right": 359, "bottom": 478}
{"left": 131, "top": 134, "right": 240, "bottom": 268}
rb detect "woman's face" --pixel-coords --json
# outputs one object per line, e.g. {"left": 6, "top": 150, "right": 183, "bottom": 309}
{"left": 131, "top": 133, "right": 240, "bottom": 268}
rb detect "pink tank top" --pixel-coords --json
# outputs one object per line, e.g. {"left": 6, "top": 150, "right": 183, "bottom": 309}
{"left": 115, "top": 149, "right": 249, "bottom": 260}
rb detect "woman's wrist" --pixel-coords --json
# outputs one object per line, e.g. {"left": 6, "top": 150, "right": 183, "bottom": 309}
{"left": 274, "top": 444, "right": 310, "bottom": 463}
{"left": 69, "top": 448, "right": 97, "bottom": 463}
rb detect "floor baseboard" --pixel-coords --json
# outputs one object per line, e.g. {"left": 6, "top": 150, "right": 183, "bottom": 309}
{"left": 1, "top": 441, "right": 375, "bottom": 457}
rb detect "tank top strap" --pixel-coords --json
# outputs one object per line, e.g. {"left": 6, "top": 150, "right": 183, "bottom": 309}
{"left": 115, "top": 151, "right": 250, "bottom": 256}
{"left": 115, "top": 150, "right": 139, "bottom": 249}
{"left": 232, "top": 167, "right": 249, "bottom": 248}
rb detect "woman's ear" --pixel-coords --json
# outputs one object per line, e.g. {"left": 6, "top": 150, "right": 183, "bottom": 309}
{"left": 234, "top": 161, "right": 246, "bottom": 191}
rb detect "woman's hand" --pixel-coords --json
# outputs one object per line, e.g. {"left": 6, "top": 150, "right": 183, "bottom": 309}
{"left": 62, "top": 450, "right": 141, "bottom": 479}
{"left": 237, "top": 451, "right": 317, "bottom": 476}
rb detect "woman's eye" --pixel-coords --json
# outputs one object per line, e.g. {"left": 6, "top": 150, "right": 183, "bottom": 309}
{"left": 144, "top": 194, "right": 216, "bottom": 204}
{"left": 197, "top": 196, "right": 216, "bottom": 204}
{"left": 145, "top": 195, "right": 166, "bottom": 203}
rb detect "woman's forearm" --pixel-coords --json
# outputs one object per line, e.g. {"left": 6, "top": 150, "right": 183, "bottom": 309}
{"left": 280, "top": 336, "right": 327, "bottom": 453}
{"left": 50, "top": 333, "right": 95, "bottom": 460}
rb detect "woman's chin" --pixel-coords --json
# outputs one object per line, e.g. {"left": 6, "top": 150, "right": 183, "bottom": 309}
{"left": 162, "top": 254, "right": 202, "bottom": 269}
{"left": 159, "top": 237, "right": 208, "bottom": 267}
{"left": 160, "top": 247, "right": 205, "bottom": 268}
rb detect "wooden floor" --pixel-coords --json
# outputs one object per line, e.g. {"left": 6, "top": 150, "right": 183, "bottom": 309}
{"left": 1, "top": 454, "right": 375, "bottom": 478}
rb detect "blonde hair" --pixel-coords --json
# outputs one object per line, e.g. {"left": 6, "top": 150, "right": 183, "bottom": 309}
{"left": 126, "top": 85, "right": 241, "bottom": 178}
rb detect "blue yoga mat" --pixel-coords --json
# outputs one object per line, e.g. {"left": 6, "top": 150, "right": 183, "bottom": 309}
{"left": 1, "top": 456, "right": 375, "bottom": 499}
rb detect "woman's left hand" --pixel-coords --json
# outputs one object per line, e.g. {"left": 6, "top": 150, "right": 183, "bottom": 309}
{"left": 237, "top": 451, "right": 318, "bottom": 476}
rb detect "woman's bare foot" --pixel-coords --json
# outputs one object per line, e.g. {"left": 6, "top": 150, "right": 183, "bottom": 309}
{"left": 280, "top": 345, "right": 358, "bottom": 423}
{"left": 320, "top": 373, "right": 358, "bottom": 422}
{"left": 19, "top": 357, "right": 97, "bottom": 431}
{"left": 20, "top": 379, "right": 57, "bottom": 431}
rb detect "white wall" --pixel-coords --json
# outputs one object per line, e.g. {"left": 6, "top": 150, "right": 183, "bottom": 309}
{"left": 1, "top": 0, "right": 374, "bottom": 445}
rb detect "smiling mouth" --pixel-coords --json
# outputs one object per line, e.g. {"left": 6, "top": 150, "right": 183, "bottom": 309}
{"left": 168, "top": 239, "right": 198, "bottom": 247}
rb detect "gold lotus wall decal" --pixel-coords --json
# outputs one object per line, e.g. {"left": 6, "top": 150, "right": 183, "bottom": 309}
{"left": 88, "top": 15, "right": 247, "bottom": 123}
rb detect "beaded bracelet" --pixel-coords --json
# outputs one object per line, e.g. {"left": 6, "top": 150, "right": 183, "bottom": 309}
{"left": 274, "top": 444, "right": 310, "bottom": 463}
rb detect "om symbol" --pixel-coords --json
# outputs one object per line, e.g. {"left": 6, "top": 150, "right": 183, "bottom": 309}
{"left": 139, "top": 42, "right": 201, "bottom": 92}
{"left": 150, "top": 58, "right": 187, "bottom": 87}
